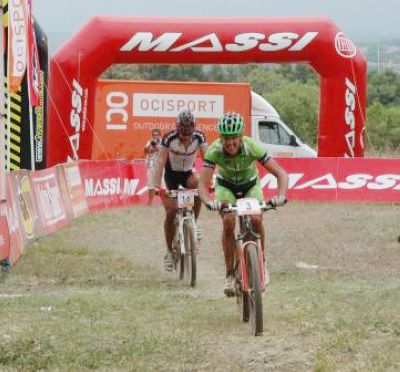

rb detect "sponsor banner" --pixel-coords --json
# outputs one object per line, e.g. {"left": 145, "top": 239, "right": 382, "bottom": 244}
{"left": 79, "top": 160, "right": 146, "bottom": 211}
{"left": 0, "top": 214, "right": 10, "bottom": 263}
{"left": 60, "top": 162, "right": 88, "bottom": 218}
{"left": 336, "top": 158, "right": 400, "bottom": 202}
{"left": 7, "top": 0, "right": 28, "bottom": 93}
{"left": 6, "top": 176, "right": 26, "bottom": 264}
{"left": 32, "top": 20, "right": 48, "bottom": 169}
{"left": 260, "top": 157, "right": 341, "bottom": 202}
{"left": 30, "top": 167, "right": 70, "bottom": 235}
{"left": 260, "top": 158, "right": 400, "bottom": 202}
{"left": 27, "top": 1, "right": 41, "bottom": 107}
{"left": 54, "top": 165, "right": 74, "bottom": 221}
{"left": 118, "top": 160, "right": 144, "bottom": 206}
{"left": 7, "top": 169, "right": 41, "bottom": 245}
{"left": 74, "top": 158, "right": 400, "bottom": 213}
{"left": 92, "top": 80, "right": 250, "bottom": 160}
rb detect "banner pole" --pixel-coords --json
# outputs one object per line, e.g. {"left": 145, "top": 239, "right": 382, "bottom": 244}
{"left": 0, "top": 5, "right": 5, "bottom": 200}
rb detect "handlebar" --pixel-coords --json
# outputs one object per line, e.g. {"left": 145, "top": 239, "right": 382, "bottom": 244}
{"left": 206, "top": 198, "right": 287, "bottom": 213}
{"left": 155, "top": 187, "right": 198, "bottom": 198}
{"left": 220, "top": 200, "right": 279, "bottom": 213}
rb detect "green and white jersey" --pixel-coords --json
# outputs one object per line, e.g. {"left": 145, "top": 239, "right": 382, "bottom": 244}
{"left": 204, "top": 136, "right": 270, "bottom": 184}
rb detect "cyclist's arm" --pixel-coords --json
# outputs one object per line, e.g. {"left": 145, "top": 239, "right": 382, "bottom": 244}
{"left": 153, "top": 147, "right": 168, "bottom": 188}
{"left": 199, "top": 143, "right": 208, "bottom": 160}
{"left": 262, "top": 158, "right": 288, "bottom": 198}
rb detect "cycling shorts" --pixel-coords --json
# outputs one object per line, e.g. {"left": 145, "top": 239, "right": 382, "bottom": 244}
{"left": 164, "top": 168, "right": 194, "bottom": 190}
{"left": 215, "top": 177, "right": 263, "bottom": 204}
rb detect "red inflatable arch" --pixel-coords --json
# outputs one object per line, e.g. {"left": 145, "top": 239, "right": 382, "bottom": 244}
{"left": 47, "top": 16, "right": 366, "bottom": 166}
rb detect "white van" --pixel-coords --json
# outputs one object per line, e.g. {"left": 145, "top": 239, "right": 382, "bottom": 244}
{"left": 250, "top": 92, "right": 317, "bottom": 158}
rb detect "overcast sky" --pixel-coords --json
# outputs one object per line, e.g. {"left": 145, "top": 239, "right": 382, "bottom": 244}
{"left": 34, "top": 0, "right": 399, "bottom": 48}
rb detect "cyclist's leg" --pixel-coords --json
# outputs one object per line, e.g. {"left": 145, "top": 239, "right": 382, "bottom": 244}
{"left": 245, "top": 179, "right": 265, "bottom": 251}
{"left": 163, "top": 170, "right": 180, "bottom": 253}
{"left": 186, "top": 171, "right": 201, "bottom": 221}
{"left": 245, "top": 179, "right": 269, "bottom": 286}
{"left": 215, "top": 184, "right": 236, "bottom": 276}
{"left": 161, "top": 196, "right": 178, "bottom": 252}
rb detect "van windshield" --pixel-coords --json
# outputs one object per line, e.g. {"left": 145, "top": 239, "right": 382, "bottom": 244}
{"left": 258, "top": 121, "right": 292, "bottom": 146}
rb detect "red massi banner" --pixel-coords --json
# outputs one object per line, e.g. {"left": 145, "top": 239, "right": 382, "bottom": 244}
{"left": 80, "top": 158, "right": 400, "bottom": 204}
{"left": 261, "top": 158, "right": 400, "bottom": 202}
{"left": 78, "top": 160, "right": 148, "bottom": 211}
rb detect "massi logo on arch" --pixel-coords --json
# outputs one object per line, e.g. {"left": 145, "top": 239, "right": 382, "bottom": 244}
{"left": 120, "top": 31, "right": 319, "bottom": 53}
{"left": 335, "top": 32, "right": 356, "bottom": 58}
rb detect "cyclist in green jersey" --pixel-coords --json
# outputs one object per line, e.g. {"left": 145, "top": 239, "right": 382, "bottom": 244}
{"left": 198, "top": 112, "right": 288, "bottom": 296}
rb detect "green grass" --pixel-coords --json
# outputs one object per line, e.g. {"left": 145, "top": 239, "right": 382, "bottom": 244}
{"left": 0, "top": 204, "right": 399, "bottom": 371}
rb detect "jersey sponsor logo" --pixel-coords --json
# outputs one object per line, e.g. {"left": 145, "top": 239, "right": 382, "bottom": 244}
{"left": 335, "top": 32, "right": 356, "bottom": 58}
{"left": 120, "top": 31, "right": 319, "bottom": 53}
{"left": 261, "top": 173, "right": 400, "bottom": 190}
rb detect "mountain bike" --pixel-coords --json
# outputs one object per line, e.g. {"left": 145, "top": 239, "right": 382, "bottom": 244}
{"left": 220, "top": 198, "right": 277, "bottom": 336}
{"left": 164, "top": 187, "right": 198, "bottom": 287}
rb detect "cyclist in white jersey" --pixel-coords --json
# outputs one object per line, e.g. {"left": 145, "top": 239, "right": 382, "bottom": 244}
{"left": 153, "top": 110, "right": 208, "bottom": 271}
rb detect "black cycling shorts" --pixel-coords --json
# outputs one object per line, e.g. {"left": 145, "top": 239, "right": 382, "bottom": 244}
{"left": 164, "top": 168, "right": 194, "bottom": 190}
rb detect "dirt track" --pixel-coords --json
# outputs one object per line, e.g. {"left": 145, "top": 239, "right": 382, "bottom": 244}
{"left": 4, "top": 201, "right": 398, "bottom": 370}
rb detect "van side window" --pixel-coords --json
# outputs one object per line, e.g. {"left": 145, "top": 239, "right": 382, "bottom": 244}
{"left": 259, "top": 121, "right": 291, "bottom": 146}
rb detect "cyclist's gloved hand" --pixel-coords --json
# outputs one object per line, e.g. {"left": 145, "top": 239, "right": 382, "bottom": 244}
{"left": 155, "top": 187, "right": 166, "bottom": 197}
{"left": 205, "top": 200, "right": 222, "bottom": 211}
{"left": 270, "top": 195, "right": 286, "bottom": 207}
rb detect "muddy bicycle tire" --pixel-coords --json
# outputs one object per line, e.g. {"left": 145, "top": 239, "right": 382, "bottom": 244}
{"left": 183, "top": 220, "right": 197, "bottom": 287}
{"left": 246, "top": 243, "right": 263, "bottom": 336}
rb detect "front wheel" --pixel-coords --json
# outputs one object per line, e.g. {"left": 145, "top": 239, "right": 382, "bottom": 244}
{"left": 246, "top": 243, "right": 263, "bottom": 336}
{"left": 183, "top": 220, "right": 197, "bottom": 287}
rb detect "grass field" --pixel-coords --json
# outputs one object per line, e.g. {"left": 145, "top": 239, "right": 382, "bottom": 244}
{"left": 0, "top": 202, "right": 399, "bottom": 371}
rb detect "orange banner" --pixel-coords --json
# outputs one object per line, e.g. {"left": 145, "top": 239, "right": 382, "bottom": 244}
{"left": 92, "top": 80, "right": 251, "bottom": 160}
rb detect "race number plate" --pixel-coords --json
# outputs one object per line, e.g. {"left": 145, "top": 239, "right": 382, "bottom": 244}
{"left": 236, "top": 198, "right": 261, "bottom": 216}
{"left": 177, "top": 190, "right": 195, "bottom": 208}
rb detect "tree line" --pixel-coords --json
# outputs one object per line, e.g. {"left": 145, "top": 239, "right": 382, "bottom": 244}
{"left": 102, "top": 64, "right": 400, "bottom": 155}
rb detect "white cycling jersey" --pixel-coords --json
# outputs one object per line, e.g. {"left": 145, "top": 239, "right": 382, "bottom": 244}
{"left": 161, "top": 129, "right": 207, "bottom": 172}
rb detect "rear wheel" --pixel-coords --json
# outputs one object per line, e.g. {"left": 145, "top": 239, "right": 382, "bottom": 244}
{"left": 246, "top": 243, "right": 263, "bottom": 336}
{"left": 183, "top": 220, "right": 197, "bottom": 287}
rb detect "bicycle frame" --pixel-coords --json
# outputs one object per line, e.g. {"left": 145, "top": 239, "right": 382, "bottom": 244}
{"left": 170, "top": 188, "right": 198, "bottom": 286}
{"left": 175, "top": 208, "right": 196, "bottom": 256}
{"left": 236, "top": 215, "right": 265, "bottom": 293}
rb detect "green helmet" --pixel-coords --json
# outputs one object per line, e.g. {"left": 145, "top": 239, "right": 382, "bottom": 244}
{"left": 217, "top": 112, "right": 244, "bottom": 137}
